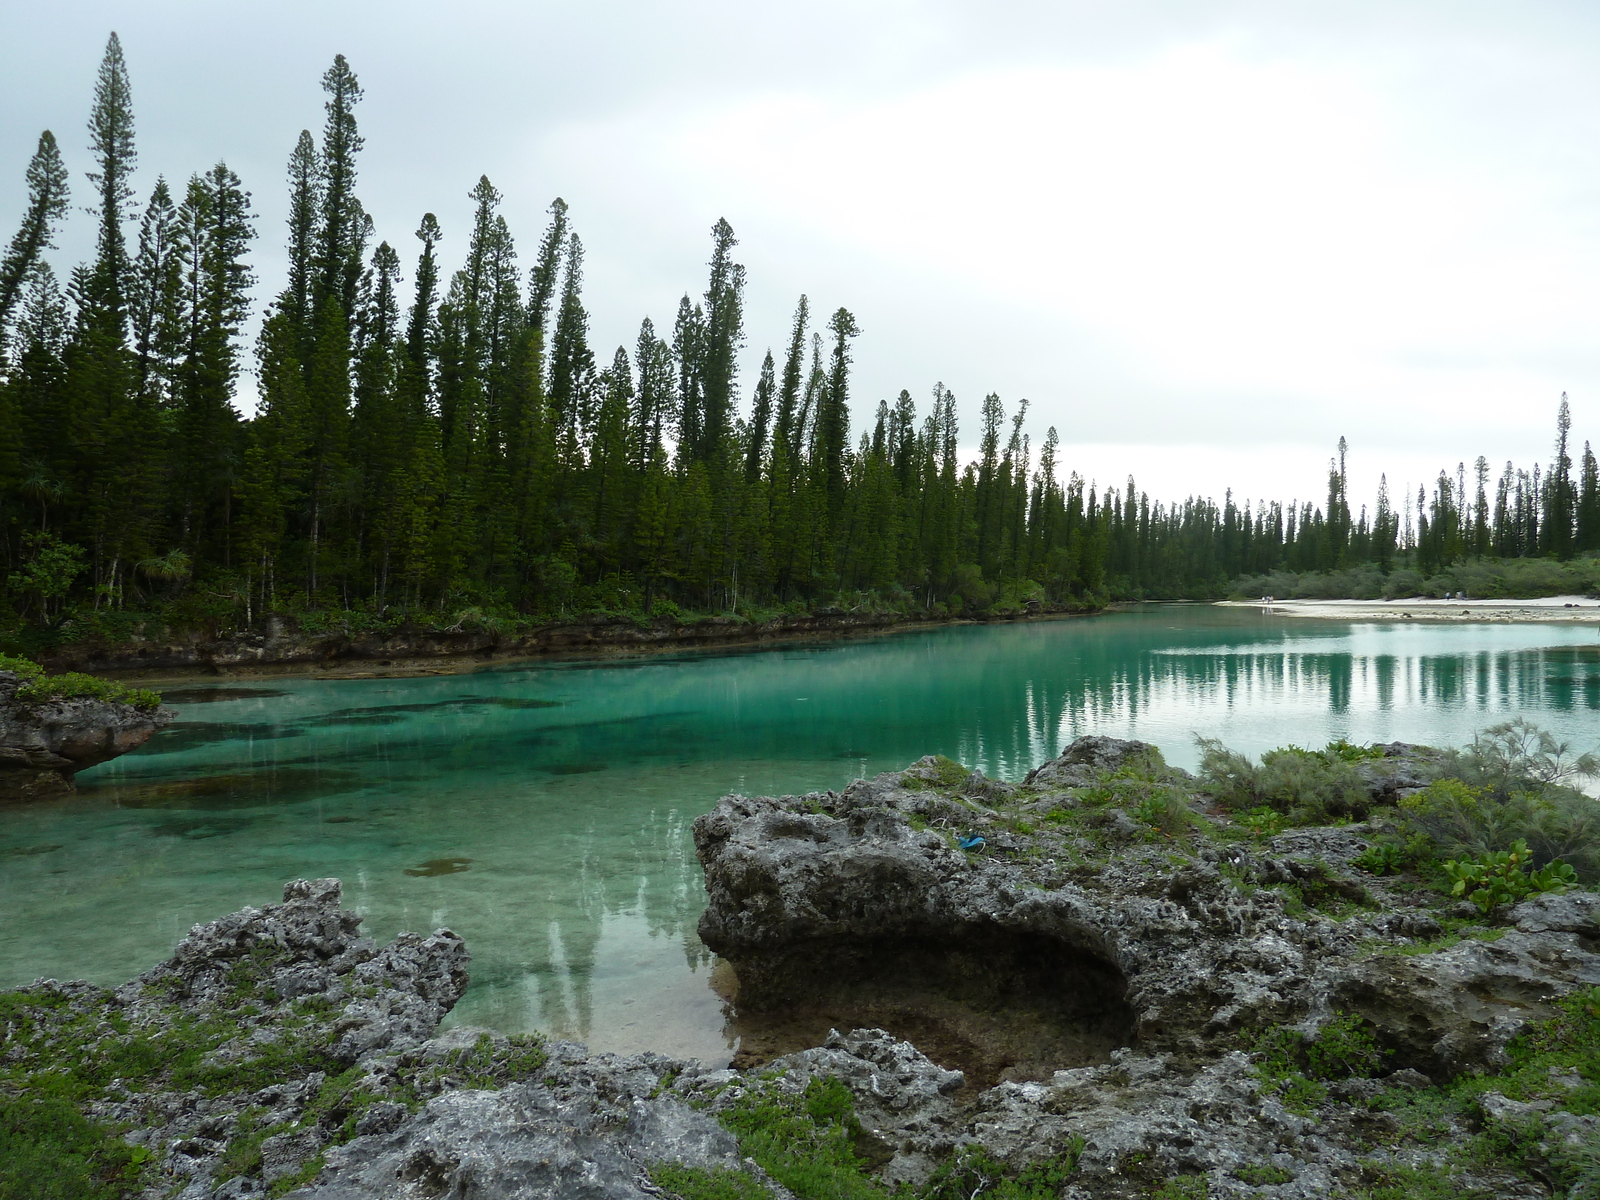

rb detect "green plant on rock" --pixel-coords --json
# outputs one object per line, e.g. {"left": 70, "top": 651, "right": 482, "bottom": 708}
{"left": 922, "top": 1140, "right": 1086, "bottom": 1200}
{"left": 1240, "top": 806, "right": 1285, "bottom": 839}
{"left": 1442, "top": 839, "right": 1576, "bottom": 913}
{"left": 1195, "top": 737, "right": 1373, "bottom": 824}
{"left": 1150, "top": 1176, "right": 1208, "bottom": 1199}
{"left": 1353, "top": 841, "right": 1407, "bottom": 876}
{"left": 1304, "top": 1012, "right": 1389, "bottom": 1081}
{"left": 1402, "top": 743, "right": 1600, "bottom": 881}
{"left": 715, "top": 1078, "right": 888, "bottom": 1200}
{"left": 5, "top": 660, "right": 162, "bottom": 712}
{"left": 650, "top": 1164, "right": 773, "bottom": 1200}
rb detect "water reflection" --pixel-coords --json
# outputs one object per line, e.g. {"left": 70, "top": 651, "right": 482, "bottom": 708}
{"left": 3, "top": 606, "right": 1598, "bottom": 1063}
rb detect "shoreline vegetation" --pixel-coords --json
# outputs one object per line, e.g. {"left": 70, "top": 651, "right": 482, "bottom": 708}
{"left": 28, "top": 600, "right": 1098, "bottom": 682}
{"left": 4, "top": 38, "right": 1600, "bottom": 668}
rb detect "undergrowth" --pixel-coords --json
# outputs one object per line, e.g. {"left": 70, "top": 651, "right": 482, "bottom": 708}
{"left": 0, "top": 653, "right": 161, "bottom": 711}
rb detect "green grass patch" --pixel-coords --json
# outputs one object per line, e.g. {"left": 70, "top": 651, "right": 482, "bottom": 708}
{"left": 649, "top": 1164, "right": 774, "bottom": 1200}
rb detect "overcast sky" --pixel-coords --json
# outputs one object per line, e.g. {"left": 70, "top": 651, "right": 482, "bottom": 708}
{"left": 3, "top": 1, "right": 1598, "bottom": 515}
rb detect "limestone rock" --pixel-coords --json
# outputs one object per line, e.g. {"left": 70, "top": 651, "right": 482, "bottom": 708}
{"left": 0, "top": 669, "right": 175, "bottom": 801}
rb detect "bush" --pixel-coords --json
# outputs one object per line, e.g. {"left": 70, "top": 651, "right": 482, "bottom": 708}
{"left": 1441, "top": 840, "right": 1577, "bottom": 913}
{"left": 13, "top": 669, "right": 162, "bottom": 713}
{"left": 0, "top": 653, "right": 45, "bottom": 681}
{"left": 1196, "top": 738, "right": 1371, "bottom": 824}
{"left": 1401, "top": 722, "right": 1600, "bottom": 880}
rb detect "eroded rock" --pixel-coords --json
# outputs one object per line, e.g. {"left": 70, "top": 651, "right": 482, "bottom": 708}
{"left": 0, "top": 669, "right": 175, "bottom": 801}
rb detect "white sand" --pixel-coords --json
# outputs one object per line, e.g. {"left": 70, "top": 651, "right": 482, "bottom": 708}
{"left": 1217, "top": 595, "right": 1600, "bottom": 623}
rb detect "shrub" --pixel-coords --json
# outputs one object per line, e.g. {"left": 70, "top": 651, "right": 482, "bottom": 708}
{"left": 1240, "top": 807, "right": 1286, "bottom": 839}
{"left": 1196, "top": 738, "right": 1372, "bottom": 824}
{"left": 0, "top": 653, "right": 45, "bottom": 681}
{"left": 1401, "top": 732, "right": 1600, "bottom": 881}
{"left": 1441, "top": 839, "right": 1577, "bottom": 913}
{"left": 11, "top": 668, "right": 162, "bottom": 712}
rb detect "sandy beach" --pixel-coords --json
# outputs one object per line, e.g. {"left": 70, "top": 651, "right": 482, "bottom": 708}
{"left": 1217, "top": 595, "right": 1600, "bottom": 623}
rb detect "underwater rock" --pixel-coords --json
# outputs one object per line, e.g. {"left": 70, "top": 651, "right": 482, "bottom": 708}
{"left": 0, "top": 668, "right": 174, "bottom": 801}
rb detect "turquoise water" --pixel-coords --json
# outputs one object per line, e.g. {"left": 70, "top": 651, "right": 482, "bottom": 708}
{"left": 2, "top": 605, "right": 1598, "bottom": 1063}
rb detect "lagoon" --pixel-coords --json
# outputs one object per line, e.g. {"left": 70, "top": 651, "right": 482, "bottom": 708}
{"left": 2, "top": 605, "right": 1598, "bottom": 1064}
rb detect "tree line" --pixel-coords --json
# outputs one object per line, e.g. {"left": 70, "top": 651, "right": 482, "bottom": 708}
{"left": 2, "top": 37, "right": 1598, "bottom": 636}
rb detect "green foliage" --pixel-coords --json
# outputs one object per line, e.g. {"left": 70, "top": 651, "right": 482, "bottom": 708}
{"left": 1441, "top": 839, "right": 1577, "bottom": 913}
{"left": 0, "top": 1086, "right": 150, "bottom": 1200}
{"left": 1197, "top": 737, "right": 1374, "bottom": 824}
{"left": 716, "top": 1078, "right": 888, "bottom": 1200}
{"left": 1245, "top": 1012, "right": 1387, "bottom": 1118}
{"left": 1304, "top": 1012, "right": 1389, "bottom": 1081}
{"left": 426, "top": 1033, "right": 548, "bottom": 1090}
{"left": 0, "top": 652, "right": 44, "bottom": 679}
{"left": 1150, "top": 1177, "right": 1208, "bottom": 1199}
{"left": 923, "top": 1140, "right": 1085, "bottom": 1200}
{"left": 1398, "top": 725, "right": 1600, "bottom": 880}
{"left": 7, "top": 533, "right": 88, "bottom": 619}
{"left": 1239, "top": 806, "right": 1285, "bottom": 839}
{"left": 268, "top": 1155, "right": 327, "bottom": 1197}
{"left": 900, "top": 755, "right": 970, "bottom": 791}
{"left": 1353, "top": 841, "right": 1407, "bottom": 875}
{"left": 650, "top": 1164, "right": 773, "bottom": 1200}
{"left": 12, "top": 668, "right": 161, "bottom": 711}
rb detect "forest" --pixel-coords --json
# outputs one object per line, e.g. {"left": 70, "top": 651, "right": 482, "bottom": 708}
{"left": 3, "top": 36, "right": 1599, "bottom": 649}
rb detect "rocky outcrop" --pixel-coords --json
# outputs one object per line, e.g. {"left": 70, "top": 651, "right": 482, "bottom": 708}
{"left": 0, "top": 669, "right": 174, "bottom": 800}
{"left": 684, "top": 739, "right": 1600, "bottom": 1194}
{"left": 15, "top": 737, "right": 1600, "bottom": 1198}
{"left": 696, "top": 739, "right": 1600, "bottom": 1081}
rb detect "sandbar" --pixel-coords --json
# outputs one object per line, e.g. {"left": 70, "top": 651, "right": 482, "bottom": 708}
{"left": 1216, "top": 594, "right": 1600, "bottom": 623}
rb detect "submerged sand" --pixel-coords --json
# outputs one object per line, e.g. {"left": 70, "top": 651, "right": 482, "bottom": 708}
{"left": 1218, "top": 594, "right": 1600, "bottom": 623}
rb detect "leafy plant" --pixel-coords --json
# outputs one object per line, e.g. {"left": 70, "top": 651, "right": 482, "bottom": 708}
{"left": 1354, "top": 841, "right": 1407, "bottom": 876}
{"left": 1240, "top": 806, "right": 1285, "bottom": 839}
{"left": 1442, "top": 839, "right": 1576, "bottom": 913}
{"left": 13, "top": 669, "right": 162, "bottom": 712}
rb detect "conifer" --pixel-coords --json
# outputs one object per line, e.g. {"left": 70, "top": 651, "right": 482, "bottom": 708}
{"left": 0, "top": 132, "right": 70, "bottom": 345}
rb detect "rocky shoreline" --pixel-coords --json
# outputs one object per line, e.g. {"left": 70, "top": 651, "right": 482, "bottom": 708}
{"left": 34, "top": 605, "right": 1093, "bottom": 681}
{"left": 9, "top": 737, "right": 1600, "bottom": 1197}
{"left": 0, "top": 668, "right": 174, "bottom": 801}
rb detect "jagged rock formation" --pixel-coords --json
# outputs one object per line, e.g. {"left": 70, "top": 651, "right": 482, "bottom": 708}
{"left": 14, "top": 741, "right": 1600, "bottom": 1198}
{"left": 0, "top": 669, "right": 174, "bottom": 800}
{"left": 690, "top": 738, "right": 1600, "bottom": 1194}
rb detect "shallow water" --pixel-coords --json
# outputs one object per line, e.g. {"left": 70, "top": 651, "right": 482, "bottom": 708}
{"left": 2, "top": 605, "right": 1598, "bottom": 1065}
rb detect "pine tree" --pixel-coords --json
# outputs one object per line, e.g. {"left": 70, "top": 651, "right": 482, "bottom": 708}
{"left": 0, "top": 132, "right": 70, "bottom": 347}
{"left": 82, "top": 33, "right": 137, "bottom": 330}
{"left": 170, "top": 164, "right": 254, "bottom": 556}
{"left": 817, "top": 308, "right": 860, "bottom": 524}
{"left": 549, "top": 234, "right": 594, "bottom": 467}
{"left": 1545, "top": 395, "right": 1576, "bottom": 559}
{"left": 1578, "top": 441, "right": 1600, "bottom": 554}
{"left": 698, "top": 218, "right": 744, "bottom": 466}
{"left": 744, "top": 350, "right": 775, "bottom": 482}
{"left": 313, "top": 55, "right": 365, "bottom": 325}
{"left": 405, "top": 214, "right": 442, "bottom": 369}
{"left": 526, "top": 198, "right": 568, "bottom": 333}
{"left": 128, "top": 179, "right": 184, "bottom": 403}
{"left": 281, "top": 131, "right": 321, "bottom": 335}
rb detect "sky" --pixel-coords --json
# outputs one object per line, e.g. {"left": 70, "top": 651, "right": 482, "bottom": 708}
{"left": 3, "top": 1, "right": 1598, "bottom": 517}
